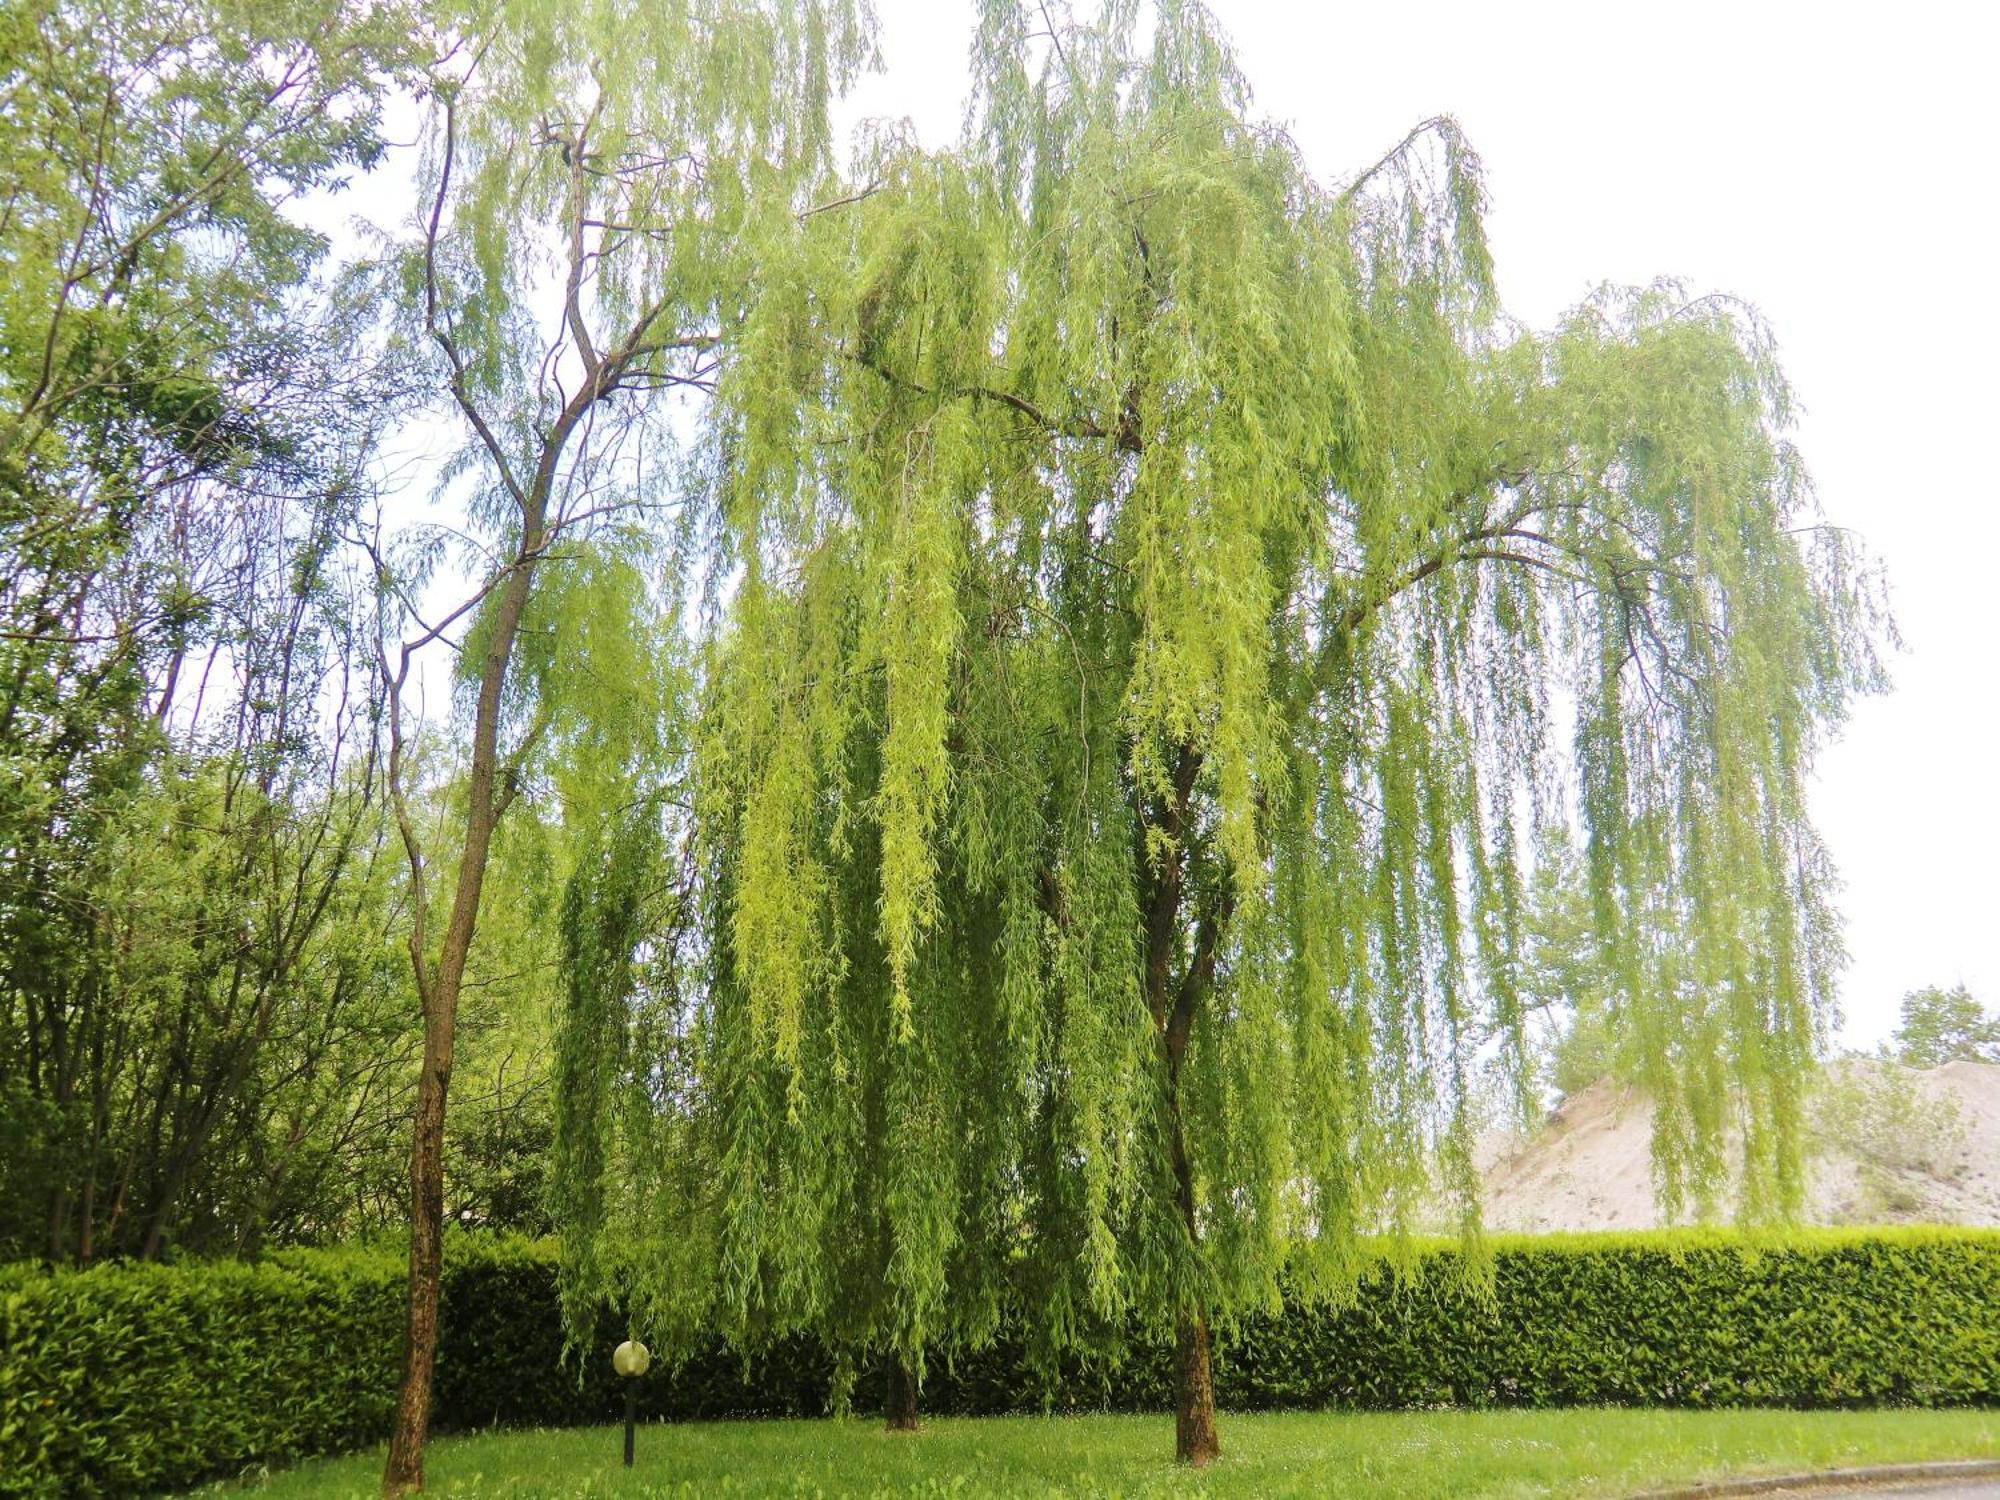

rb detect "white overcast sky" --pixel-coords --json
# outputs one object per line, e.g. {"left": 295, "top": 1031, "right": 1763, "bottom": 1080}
{"left": 836, "top": 0, "right": 2000, "bottom": 1047}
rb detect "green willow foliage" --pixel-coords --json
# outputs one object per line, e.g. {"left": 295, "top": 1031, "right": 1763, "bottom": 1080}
{"left": 559, "top": 0, "right": 1889, "bottom": 1412}
{"left": 550, "top": 796, "right": 667, "bottom": 1340}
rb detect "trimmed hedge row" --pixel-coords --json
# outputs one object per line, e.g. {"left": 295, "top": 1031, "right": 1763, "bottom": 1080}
{"left": 4, "top": 1228, "right": 1997, "bottom": 1497}
{"left": 0, "top": 1245, "right": 404, "bottom": 1499}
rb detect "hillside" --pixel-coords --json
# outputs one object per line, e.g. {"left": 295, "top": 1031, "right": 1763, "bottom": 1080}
{"left": 1477, "top": 1060, "right": 2000, "bottom": 1231}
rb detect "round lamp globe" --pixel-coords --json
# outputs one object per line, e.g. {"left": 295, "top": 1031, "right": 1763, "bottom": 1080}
{"left": 613, "top": 1339, "right": 651, "bottom": 1378}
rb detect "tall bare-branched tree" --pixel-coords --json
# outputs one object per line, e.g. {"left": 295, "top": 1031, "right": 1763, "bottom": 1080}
{"left": 371, "top": 3, "right": 870, "bottom": 1490}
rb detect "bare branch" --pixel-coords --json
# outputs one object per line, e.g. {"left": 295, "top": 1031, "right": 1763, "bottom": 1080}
{"left": 423, "top": 82, "right": 527, "bottom": 510}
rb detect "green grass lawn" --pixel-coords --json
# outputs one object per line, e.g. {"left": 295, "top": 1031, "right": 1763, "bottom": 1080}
{"left": 190, "top": 1409, "right": 2000, "bottom": 1499}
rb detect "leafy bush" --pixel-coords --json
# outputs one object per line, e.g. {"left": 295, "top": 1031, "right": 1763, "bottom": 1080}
{"left": 1220, "top": 1230, "right": 2000, "bottom": 1412}
{"left": 1815, "top": 1064, "right": 1967, "bottom": 1174}
{"left": 0, "top": 1247, "right": 403, "bottom": 1499}
{"left": 1812, "top": 1063, "right": 1969, "bottom": 1221}
{"left": 4, "top": 1229, "right": 1997, "bottom": 1497}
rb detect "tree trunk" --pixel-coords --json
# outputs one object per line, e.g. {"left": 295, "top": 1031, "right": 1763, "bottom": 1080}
{"left": 1136, "top": 743, "right": 1227, "bottom": 1467}
{"left": 884, "top": 1352, "right": 919, "bottom": 1432}
{"left": 379, "top": 728, "right": 516, "bottom": 1493}
{"left": 381, "top": 497, "right": 546, "bottom": 1497}
{"left": 382, "top": 1021, "right": 450, "bottom": 1497}
{"left": 1174, "top": 1307, "right": 1219, "bottom": 1466}
{"left": 1167, "top": 1097, "right": 1220, "bottom": 1466}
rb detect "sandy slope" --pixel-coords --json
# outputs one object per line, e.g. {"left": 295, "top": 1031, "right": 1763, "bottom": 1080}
{"left": 1476, "top": 1060, "right": 2000, "bottom": 1231}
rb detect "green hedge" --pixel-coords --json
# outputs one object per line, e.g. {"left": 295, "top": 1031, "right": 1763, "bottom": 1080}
{"left": 4, "top": 1229, "right": 1997, "bottom": 1497}
{"left": 0, "top": 1246, "right": 404, "bottom": 1499}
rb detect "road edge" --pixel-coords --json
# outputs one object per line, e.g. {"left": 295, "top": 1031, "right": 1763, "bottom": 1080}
{"left": 1631, "top": 1458, "right": 2000, "bottom": 1498}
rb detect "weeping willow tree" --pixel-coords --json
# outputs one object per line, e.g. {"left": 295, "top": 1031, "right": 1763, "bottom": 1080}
{"left": 556, "top": 0, "right": 1887, "bottom": 1466}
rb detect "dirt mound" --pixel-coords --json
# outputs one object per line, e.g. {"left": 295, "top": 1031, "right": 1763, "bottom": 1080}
{"left": 1476, "top": 1060, "right": 2000, "bottom": 1231}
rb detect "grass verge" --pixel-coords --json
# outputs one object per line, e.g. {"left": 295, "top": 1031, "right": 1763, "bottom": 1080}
{"left": 184, "top": 1409, "right": 2000, "bottom": 1499}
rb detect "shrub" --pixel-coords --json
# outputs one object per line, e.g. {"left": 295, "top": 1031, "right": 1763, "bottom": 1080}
{"left": 1812, "top": 1062, "right": 1969, "bottom": 1222}
{"left": 0, "top": 1247, "right": 404, "bottom": 1499}
{"left": 1219, "top": 1229, "right": 2000, "bottom": 1411}
{"left": 3, "top": 1228, "right": 1997, "bottom": 1497}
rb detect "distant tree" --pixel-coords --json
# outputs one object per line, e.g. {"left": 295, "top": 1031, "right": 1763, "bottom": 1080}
{"left": 591, "top": 0, "right": 1889, "bottom": 1466}
{"left": 1892, "top": 985, "right": 2000, "bottom": 1068}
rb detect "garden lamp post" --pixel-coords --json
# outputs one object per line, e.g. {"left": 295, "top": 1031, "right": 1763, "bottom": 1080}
{"left": 613, "top": 1338, "right": 650, "bottom": 1467}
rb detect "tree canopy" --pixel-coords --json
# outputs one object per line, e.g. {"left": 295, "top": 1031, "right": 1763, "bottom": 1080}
{"left": 0, "top": 0, "right": 419, "bottom": 1265}
{"left": 554, "top": 0, "right": 1889, "bottom": 1464}
{"left": 1892, "top": 984, "right": 1999, "bottom": 1069}
{"left": 0, "top": 0, "right": 1896, "bottom": 1479}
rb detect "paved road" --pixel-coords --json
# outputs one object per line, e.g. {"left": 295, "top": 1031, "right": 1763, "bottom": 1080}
{"left": 1747, "top": 1485, "right": 2000, "bottom": 1498}
{"left": 1641, "top": 1469, "right": 2000, "bottom": 1499}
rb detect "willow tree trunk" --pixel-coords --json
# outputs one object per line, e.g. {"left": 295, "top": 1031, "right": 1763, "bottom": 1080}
{"left": 884, "top": 1353, "right": 919, "bottom": 1432}
{"left": 381, "top": 496, "right": 547, "bottom": 1498}
{"left": 1174, "top": 1311, "right": 1219, "bottom": 1465}
{"left": 1170, "top": 1115, "right": 1219, "bottom": 1466}
{"left": 1139, "top": 744, "right": 1222, "bottom": 1467}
